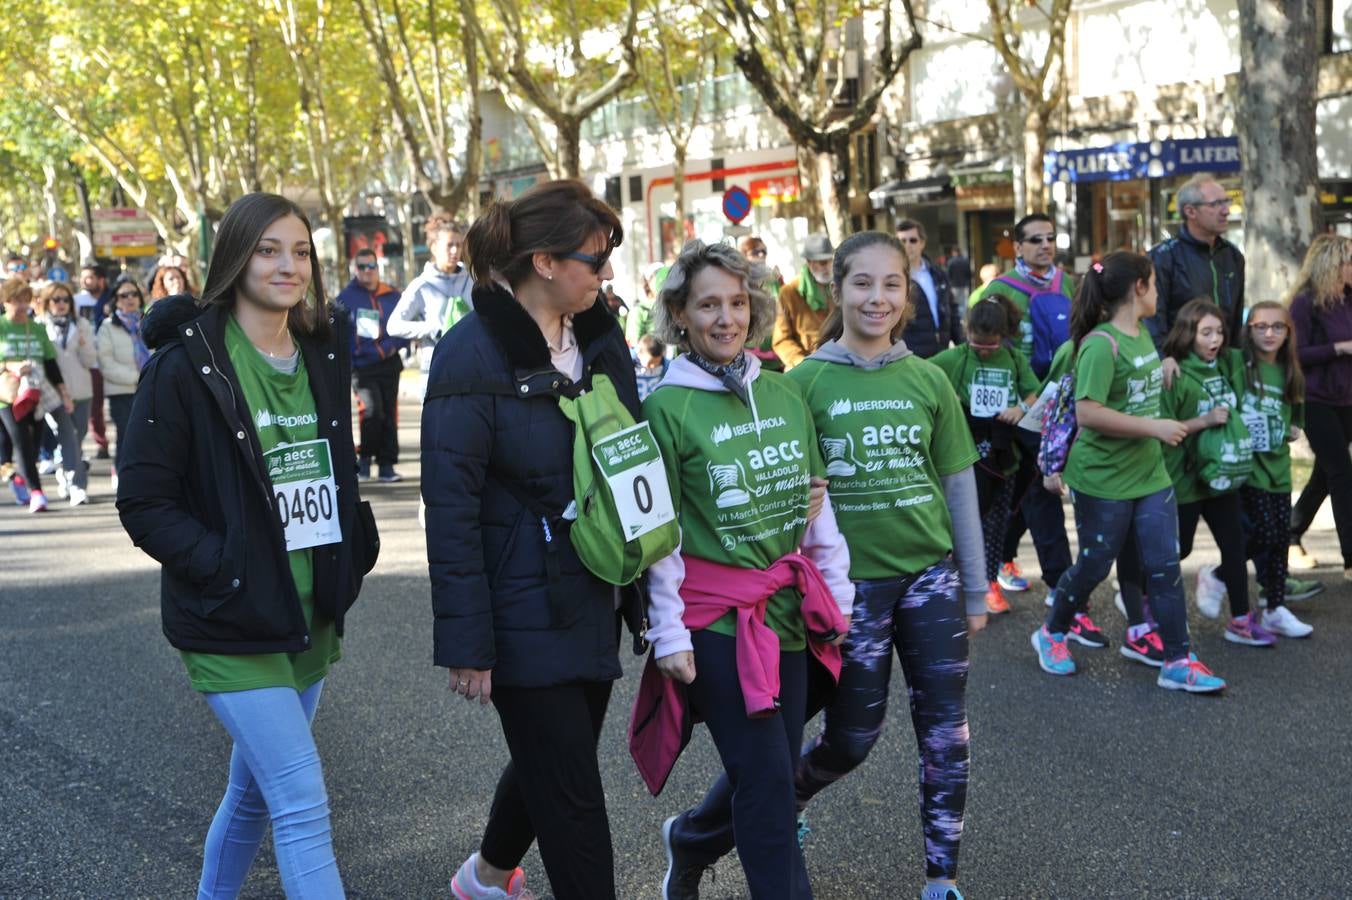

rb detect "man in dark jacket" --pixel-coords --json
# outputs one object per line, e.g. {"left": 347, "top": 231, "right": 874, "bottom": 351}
{"left": 946, "top": 244, "right": 972, "bottom": 309}
{"left": 1146, "top": 173, "right": 1245, "bottom": 346}
{"left": 897, "top": 219, "right": 962, "bottom": 358}
{"left": 336, "top": 248, "right": 408, "bottom": 482}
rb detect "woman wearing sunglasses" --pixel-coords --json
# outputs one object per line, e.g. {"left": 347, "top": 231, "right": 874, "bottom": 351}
{"left": 422, "top": 180, "right": 640, "bottom": 900}
{"left": 96, "top": 277, "right": 150, "bottom": 484}
{"left": 39, "top": 282, "right": 96, "bottom": 506}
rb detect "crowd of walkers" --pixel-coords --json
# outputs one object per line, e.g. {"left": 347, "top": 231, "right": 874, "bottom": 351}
{"left": 5, "top": 171, "right": 1343, "bottom": 899}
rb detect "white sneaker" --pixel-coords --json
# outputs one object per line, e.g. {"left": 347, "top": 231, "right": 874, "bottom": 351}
{"left": 54, "top": 469, "right": 69, "bottom": 499}
{"left": 1262, "top": 605, "right": 1313, "bottom": 638}
{"left": 1195, "top": 565, "right": 1225, "bottom": 619}
{"left": 68, "top": 485, "right": 89, "bottom": 507}
{"left": 37, "top": 459, "right": 56, "bottom": 475}
{"left": 29, "top": 490, "right": 49, "bottom": 513}
{"left": 1288, "top": 543, "right": 1318, "bottom": 570}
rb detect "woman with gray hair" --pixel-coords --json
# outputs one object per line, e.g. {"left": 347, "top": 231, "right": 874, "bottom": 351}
{"left": 640, "top": 239, "right": 854, "bottom": 898}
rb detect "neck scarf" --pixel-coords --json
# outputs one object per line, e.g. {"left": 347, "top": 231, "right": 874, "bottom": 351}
{"left": 1015, "top": 257, "right": 1055, "bottom": 289}
{"left": 49, "top": 315, "right": 72, "bottom": 350}
{"left": 117, "top": 310, "right": 151, "bottom": 370}
{"left": 798, "top": 265, "right": 829, "bottom": 312}
{"left": 686, "top": 349, "right": 749, "bottom": 406}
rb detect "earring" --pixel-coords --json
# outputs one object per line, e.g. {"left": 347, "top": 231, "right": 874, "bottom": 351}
{"left": 678, "top": 326, "right": 688, "bottom": 339}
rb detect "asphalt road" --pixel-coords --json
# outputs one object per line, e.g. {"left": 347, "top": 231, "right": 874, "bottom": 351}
{"left": 3, "top": 402, "right": 1350, "bottom": 899}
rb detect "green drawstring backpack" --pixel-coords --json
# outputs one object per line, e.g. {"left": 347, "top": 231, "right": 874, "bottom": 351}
{"left": 1186, "top": 371, "right": 1254, "bottom": 492}
{"left": 557, "top": 373, "right": 679, "bottom": 585}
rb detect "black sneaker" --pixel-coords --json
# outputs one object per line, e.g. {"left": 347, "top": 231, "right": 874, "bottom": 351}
{"left": 377, "top": 466, "right": 402, "bottom": 483}
{"left": 661, "top": 815, "right": 709, "bottom": 900}
{"left": 96, "top": 446, "right": 111, "bottom": 460}
{"left": 1066, "top": 612, "right": 1108, "bottom": 648}
{"left": 1119, "top": 629, "right": 1165, "bottom": 668}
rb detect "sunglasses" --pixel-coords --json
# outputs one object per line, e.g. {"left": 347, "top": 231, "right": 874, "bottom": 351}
{"left": 561, "top": 250, "right": 611, "bottom": 275}
{"left": 898, "top": 236, "right": 922, "bottom": 244}
{"left": 115, "top": 291, "right": 140, "bottom": 300}
{"left": 355, "top": 262, "right": 379, "bottom": 271}
{"left": 1019, "top": 234, "right": 1056, "bottom": 245}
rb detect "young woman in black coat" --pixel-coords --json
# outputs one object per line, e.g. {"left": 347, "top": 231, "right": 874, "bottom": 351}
{"left": 422, "top": 180, "right": 638, "bottom": 900}
{"left": 117, "top": 193, "right": 378, "bottom": 898}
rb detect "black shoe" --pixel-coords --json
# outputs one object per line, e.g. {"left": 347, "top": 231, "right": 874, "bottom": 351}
{"left": 377, "top": 466, "right": 402, "bottom": 483}
{"left": 95, "top": 447, "right": 110, "bottom": 460}
{"left": 661, "top": 815, "right": 709, "bottom": 900}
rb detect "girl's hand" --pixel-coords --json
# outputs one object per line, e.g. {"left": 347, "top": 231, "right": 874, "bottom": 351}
{"left": 1161, "top": 357, "right": 1181, "bottom": 389}
{"left": 1154, "top": 419, "right": 1188, "bottom": 446}
{"left": 1204, "top": 406, "right": 1230, "bottom": 427}
{"left": 1043, "top": 473, "right": 1066, "bottom": 495}
{"left": 656, "top": 651, "right": 696, "bottom": 683}
{"left": 997, "top": 406, "right": 1025, "bottom": 425}
{"left": 828, "top": 615, "right": 851, "bottom": 647}
{"left": 1334, "top": 340, "right": 1352, "bottom": 356}
{"left": 807, "top": 476, "right": 828, "bottom": 523}
{"left": 968, "top": 613, "right": 988, "bottom": 634}
{"left": 448, "top": 668, "right": 493, "bottom": 705}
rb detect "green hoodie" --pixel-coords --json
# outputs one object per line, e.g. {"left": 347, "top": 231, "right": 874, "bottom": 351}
{"left": 1159, "top": 348, "right": 1246, "bottom": 503}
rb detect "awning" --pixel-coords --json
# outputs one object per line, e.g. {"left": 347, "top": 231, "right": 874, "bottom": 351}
{"left": 868, "top": 174, "right": 952, "bottom": 209}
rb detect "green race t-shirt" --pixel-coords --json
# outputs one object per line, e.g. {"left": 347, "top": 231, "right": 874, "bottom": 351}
{"left": 0, "top": 317, "right": 57, "bottom": 410}
{"left": 1240, "top": 359, "right": 1303, "bottom": 494}
{"left": 789, "top": 355, "right": 978, "bottom": 581}
{"left": 643, "top": 371, "right": 822, "bottom": 650}
{"left": 179, "top": 315, "right": 341, "bottom": 693}
{"left": 1064, "top": 324, "right": 1171, "bottom": 501}
{"left": 1159, "top": 349, "right": 1245, "bottom": 504}
{"left": 930, "top": 343, "right": 1040, "bottom": 415}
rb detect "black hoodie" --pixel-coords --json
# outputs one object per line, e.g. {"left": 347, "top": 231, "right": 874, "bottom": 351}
{"left": 117, "top": 294, "right": 379, "bottom": 654}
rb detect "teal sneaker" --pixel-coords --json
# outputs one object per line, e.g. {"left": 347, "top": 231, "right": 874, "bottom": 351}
{"left": 1031, "top": 626, "right": 1076, "bottom": 675}
{"left": 796, "top": 812, "right": 811, "bottom": 848}
{"left": 920, "top": 882, "right": 964, "bottom": 900}
{"left": 1157, "top": 653, "right": 1226, "bottom": 693}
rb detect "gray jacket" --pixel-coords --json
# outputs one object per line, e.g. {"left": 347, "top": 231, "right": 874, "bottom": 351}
{"left": 387, "top": 262, "right": 476, "bottom": 367}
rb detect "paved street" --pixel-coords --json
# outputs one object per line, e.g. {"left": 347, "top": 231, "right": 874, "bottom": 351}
{"left": 3, "top": 401, "right": 1350, "bottom": 899}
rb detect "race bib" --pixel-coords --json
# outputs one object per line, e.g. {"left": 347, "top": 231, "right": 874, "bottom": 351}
{"left": 265, "top": 439, "right": 343, "bottom": 551}
{"left": 970, "top": 368, "right": 1011, "bottom": 418}
{"left": 355, "top": 308, "right": 380, "bottom": 340}
{"left": 590, "top": 421, "right": 675, "bottom": 541}
{"left": 1242, "top": 412, "right": 1271, "bottom": 453}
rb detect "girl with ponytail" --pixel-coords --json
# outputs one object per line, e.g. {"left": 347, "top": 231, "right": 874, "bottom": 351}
{"left": 1031, "top": 251, "right": 1227, "bottom": 693}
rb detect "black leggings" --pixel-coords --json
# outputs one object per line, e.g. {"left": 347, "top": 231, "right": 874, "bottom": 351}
{"left": 1302, "top": 401, "right": 1352, "bottom": 566}
{"left": 352, "top": 355, "right": 402, "bottom": 466}
{"left": 796, "top": 560, "right": 970, "bottom": 881}
{"left": 975, "top": 462, "right": 1015, "bottom": 583}
{"left": 1243, "top": 486, "right": 1291, "bottom": 609}
{"left": 0, "top": 405, "right": 44, "bottom": 492}
{"left": 1177, "top": 492, "right": 1249, "bottom": 618}
{"left": 480, "top": 679, "right": 616, "bottom": 900}
{"left": 1291, "top": 461, "right": 1325, "bottom": 542}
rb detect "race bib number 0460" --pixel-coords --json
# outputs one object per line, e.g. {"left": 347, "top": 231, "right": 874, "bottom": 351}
{"left": 590, "top": 421, "right": 676, "bottom": 541}
{"left": 265, "top": 438, "right": 343, "bottom": 551}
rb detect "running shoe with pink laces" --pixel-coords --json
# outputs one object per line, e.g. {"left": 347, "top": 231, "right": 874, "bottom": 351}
{"left": 1157, "top": 654, "right": 1226, "bottom": 693}
{"left": 1224, "top": 612, "right": 1277, "bottom": 647}
{"left": 451, "top": 853, "right": 534, "bottom": 900}
{"left": 997, "top": 561, "right": 1030, "bottom": 592}
{"left": 1031, "top": 626, "right": 1076, "bottom": 675}
{"left": 985, "top": 581, "right": 1011, "bottom": 615}
{"left": 1119, "top": 629, "right": 1165, "bottom": 667}
{"left": 1067, "top": 612, "right": 1108, "bottom": 648}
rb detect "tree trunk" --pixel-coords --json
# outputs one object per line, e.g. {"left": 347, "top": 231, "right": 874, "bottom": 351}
{"left": 1023, "top": 107, "right": 1049, "bottom": 216}
{"left": 1237, "top": 0, "right": 1322, "bottom": 300}
{"left": 556, "top": 117, "right": 583, "bottom": 180}
{"left": 805, "top": 137, "right": 851, "bottom": 244}
{"left": 794, "top": 144, "right": 829, "bottom": 236}
{"left": 672, "top": 143, "right": 687, "bottom": 247}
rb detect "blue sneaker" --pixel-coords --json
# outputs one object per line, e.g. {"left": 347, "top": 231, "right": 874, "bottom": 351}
{"left": 1157, "top": 653, "right": 1226, "bottom": 693}
{"left": 920, "top": 882, "right": 964, "bottom": 900}
{"left": 998, "top": 561, "right": 1029, "bottom": 592}
{"left": 796, "top": 812, "right": 811, "bottom": 848}
{"left": 1031, "top": 626, "right": 1076, "bottom": 675}
{"left": 10, "top": 476, "right": 30, "bottom": 505}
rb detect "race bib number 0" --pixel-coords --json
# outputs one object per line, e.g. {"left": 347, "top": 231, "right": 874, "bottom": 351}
{"left": 266, "top": 439, "right": 343, "bottom": 551}
{"left": 590, "top": 421, "right": 675, "bottom": 541}
{"left": 1243, "top": 412, "right": 1271, "bottom": 453}
{"left": 970, "top": 368, "right": 1011, "bottom": 418}
{"left": 355, "top": 308, "right": 381, "bottom": 340}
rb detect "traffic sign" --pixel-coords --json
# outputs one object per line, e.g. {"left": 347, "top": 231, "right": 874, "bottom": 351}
{"left": 722, "top": 186, "right": 752, "bottom": 224}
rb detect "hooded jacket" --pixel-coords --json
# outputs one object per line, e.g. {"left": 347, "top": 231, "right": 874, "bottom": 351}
{"left": 421, "top": 283, "right": 640, "bottom": 687}
{"left": 116, "top": 294, "right": 380, "bottom": 654}
{"left": 1146, "top": 223, "right": 1245, "bottom": 347}
{"left": 387, "top": 262, "right": 476, "bottom": 369}
{"left": 335, "top": 278, "right": 408, "bottom": 370}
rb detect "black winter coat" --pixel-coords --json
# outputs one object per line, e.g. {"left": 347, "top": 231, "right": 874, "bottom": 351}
{"left": 117, "top": 295, "right": 379, "bottom": 654}
{"left": 903, "top": 256, "right": 964, "bottom": 359}
{"left": 1146, "top": 224, "right": 1245, "bottom": 347}
{"left": 421, "top": 285, "right": 640, "bottom": 687}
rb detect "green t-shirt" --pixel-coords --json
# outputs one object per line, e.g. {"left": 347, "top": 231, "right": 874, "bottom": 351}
{"left": 180, "top": 315, "right": 341, "bottom": 693}
{"left": 1064, "top": 324, "right": 1171, "bottom": 501}
{"left": 971, "top": 269, "right": 1076, "bottom": 360}
{"left": 0, "top": 316, "right": 57, "bottom": 409}
{"left": 643, "top": 371, "right": 821, "bottom": 650}
{"left": 789, "top": 355, "right": 978, "bottom": 581}
{"left": 930, "top": 343, "right": 1040, "bottom": 414}
{"left": 1042, "top": 339, "right": 1075, "bottom": 389}
{"left": 1159, "top": 349, "right": 1245, "bottom": 504}
{"left": 1240, "top": 359, "right": 1303, "bottom": 494}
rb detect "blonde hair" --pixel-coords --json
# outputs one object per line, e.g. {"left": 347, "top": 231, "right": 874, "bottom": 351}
{"left": 650, "top": 239, "right": 776, "bottom": 348}
{"left": 1286, "top": 234, "right": 1352, "bottom": 311}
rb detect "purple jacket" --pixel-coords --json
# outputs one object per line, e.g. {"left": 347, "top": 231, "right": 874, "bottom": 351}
{"left": 1291, "top": 287, "right": 1352, "bottom": 406}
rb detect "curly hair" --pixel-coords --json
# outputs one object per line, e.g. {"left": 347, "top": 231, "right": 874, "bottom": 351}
{"left": 1286, "top": 234, "right": 1352, "bottom": 311}
{"left": 649, "top": 239, "right": 775, "bottom": 349}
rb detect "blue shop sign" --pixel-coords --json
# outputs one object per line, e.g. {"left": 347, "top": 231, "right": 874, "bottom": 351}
{"left": 1044, "top": 137, "right": 1241, "bottom": 184}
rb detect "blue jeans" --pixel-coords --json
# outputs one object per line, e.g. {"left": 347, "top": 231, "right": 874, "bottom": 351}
{"left": 1048, "top": 486, "right": 1190, "bottom": 661}
{"left": 198, "top": 680, "right": 343, "bottom": 899}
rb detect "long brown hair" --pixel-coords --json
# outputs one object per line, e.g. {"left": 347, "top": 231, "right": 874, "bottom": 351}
{"left": 464, "top": 179, "right": 622, "bottom": 288}
{"left": 1242, "top": 300, "right": 1305, "bottom": 405}
{"left": 200, "top": 193, "right": 329, "bottom": 340}
{"left": 1162, "top": 298, "right": 1228, "bottom": 362}
{"left": 816, "top": 232, "right": 912, "bottom": 348}
{"left": 1069, "top": 250, "right": 1153, "bottom": 350}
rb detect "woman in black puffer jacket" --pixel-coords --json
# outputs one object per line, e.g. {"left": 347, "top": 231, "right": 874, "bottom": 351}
{"left": 423, "top": 180, "right": 637, "bottom": 900}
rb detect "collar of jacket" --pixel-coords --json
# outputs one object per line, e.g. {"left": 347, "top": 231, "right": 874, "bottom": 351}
{"left": 342, "top": 279, "right": 398, "bottom": 302}
{"left": 470, "top": 281, "right": 620, "bottom": 396}
{"left": 1177, "top": 223, "right": 1236, "bottom": 257}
